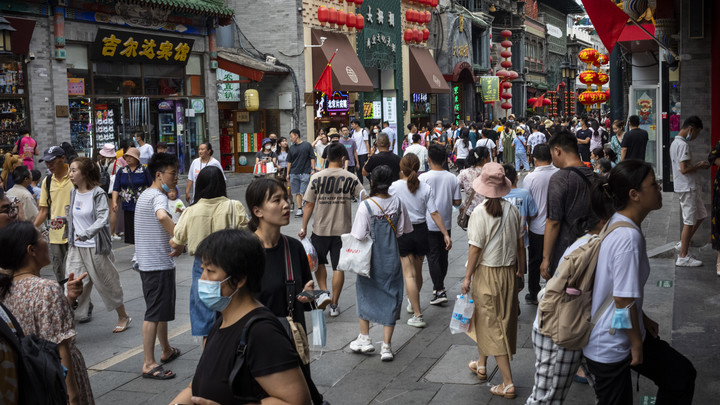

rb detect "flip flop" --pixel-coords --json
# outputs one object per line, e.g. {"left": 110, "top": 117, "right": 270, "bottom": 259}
{"left": 113, "top": 317, "right": 132, "bottom": 333}
{"left": 141, "top": 365, "right": 175, "bottom": 380}
{"left": 161, "top": 347, "right": 181, "bottom": 364}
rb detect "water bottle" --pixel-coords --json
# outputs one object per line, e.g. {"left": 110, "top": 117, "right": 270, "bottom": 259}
{"left": 459, "top": 299, "right": 475, "bottom": 333}
{"left": 450, "top": 295, "right": 467, "bottom": 334}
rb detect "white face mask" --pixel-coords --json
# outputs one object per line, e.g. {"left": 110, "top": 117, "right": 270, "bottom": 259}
{"left": 265, "top": 144, "right": 271, "bottom": 150}
{"left": 373, "top": 129, "right": 378, "bottom": 133}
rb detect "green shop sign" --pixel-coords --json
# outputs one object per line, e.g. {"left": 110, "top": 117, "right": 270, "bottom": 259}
{"left": 356, "top": 0, "right": 401, "bottom": 70}
{"left": 480, "top": 76, "right": 499, "bottom": 102}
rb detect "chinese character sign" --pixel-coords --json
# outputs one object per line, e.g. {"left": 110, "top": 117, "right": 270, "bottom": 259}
{"left": 216, "top": 68, "right": 242, "bottom": 102}
{"left": 92, "top": 29, "right": 195, "bottom": 66}
{"left": 480, "top": 76, "right": 499, "bottom": 102}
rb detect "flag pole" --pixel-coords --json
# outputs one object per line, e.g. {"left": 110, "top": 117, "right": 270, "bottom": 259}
{"left": 627, "top": 19, "right": 680, "bottom": 59}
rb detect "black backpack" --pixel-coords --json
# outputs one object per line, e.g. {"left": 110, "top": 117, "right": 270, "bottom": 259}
{"left": 60, "top": 142, "right": 78, "bottom": 164}
{"left": 99, "top": 163, "right": 111, "bottom": 193}
{"left": 0, "top": 303, "right": 68, "bottom": 404}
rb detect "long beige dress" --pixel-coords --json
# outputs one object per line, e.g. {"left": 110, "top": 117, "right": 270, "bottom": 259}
{"left": 467, "top": 199, "right": 522, "bottom": 360}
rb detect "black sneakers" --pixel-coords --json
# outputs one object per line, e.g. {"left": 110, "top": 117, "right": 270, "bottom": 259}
{"left": 429, "top": 290, "right": 448, "bottom": 305}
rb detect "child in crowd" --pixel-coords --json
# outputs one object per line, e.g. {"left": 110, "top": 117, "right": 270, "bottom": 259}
{"left": 166, "top": 186, "right": 185, "bottom": 224}
{"left": 30, "top": 169, "right": 42, "bottom": 203}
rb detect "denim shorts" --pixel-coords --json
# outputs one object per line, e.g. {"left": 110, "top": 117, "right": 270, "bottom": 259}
{"left": 290, "top": 173, "right": 310, "bottom": 196}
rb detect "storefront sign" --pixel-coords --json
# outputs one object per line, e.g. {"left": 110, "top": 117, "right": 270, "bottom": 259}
{"left": 411, "top": 93, "right": 430, "bottom": 115}
{"left": 91, "top": 29, "right": 194, "bottom": 66}
{"left": 383, "top": 97, "right": 397, "bottom": 124}
{"left": 363, "top": 101, "right": 383, "bottom": 119}
{"left": 546, "top": 23, "right": 562, "bottom": 38}
{"left": 67, "top": 78, "right": 85, "bottom": 95}
{"left": 191, "top": 99, "right": 205, "bottom": 114}
{"left": 326, "top": 91, "right": 349, "bottom": 115}
{"left": 217, "top": 68, "right": 242, "bottom": 102}
{"left": 480, "top": 76, "right": 499, "bottom": 102}
{"left": 357, "top": 0, "right": 401, "bottom": 71}
{"left": 412, "top": 93, "right": 428, "bottom": 103}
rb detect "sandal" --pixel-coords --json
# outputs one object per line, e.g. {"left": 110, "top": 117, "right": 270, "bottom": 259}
{"left": 490, "top": 383, "right": 516, "bottom": 399}
{"left": 141, "top": 365, "right": 175, "bottom": 380}
{"left": 161, "top": 347, "right": 181, "bottom": 364}
{"left": 467, "top": 360, "right": 487, "bottom": 381}
{"left": 113, "top": 317, "right": 132, "bottom": 333}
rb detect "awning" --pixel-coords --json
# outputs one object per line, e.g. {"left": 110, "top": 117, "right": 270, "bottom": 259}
{"left": 409, "top": 47, "right": 451, "bottom": 94}
{"left": 311, "top": 29, "right": 373, "bottom": 92}
{"left": 6, "top": 17, "right": 35, "bottom": 56}
{"left": 217, "top": 47, "right": 288, "bottom": 82}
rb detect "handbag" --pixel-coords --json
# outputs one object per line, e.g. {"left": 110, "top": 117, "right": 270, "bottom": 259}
{"left": 338, "top": 233, "right": 372, "bottom": 278}
{"left": 280, "top": 235, "right": 311, "bottom": 365}
{"left": 457, "top": 189, "right": 476, "bottom": 231}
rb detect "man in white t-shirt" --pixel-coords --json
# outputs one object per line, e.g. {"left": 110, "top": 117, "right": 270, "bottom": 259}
{"left": 135, "top": 131, "right": 154, "bottom": 165}
{"left": 522, "top": 144, "right": 558, "bottom": 304}
{"left": 382, "top": 121, "right": 397, "bottom": 154}
{"left": 419, "top": 144, "right": 461, "bottom": 305}
{"left": 351, "top": 119, "right": 370, "bottom": 184}
{"left": 669, "top": 116, "right": 709, "bottom": 267}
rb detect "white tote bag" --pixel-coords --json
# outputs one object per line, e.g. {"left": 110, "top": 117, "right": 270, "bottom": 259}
{"left": 337, "top": 233, "right": 372, "bottom": 278}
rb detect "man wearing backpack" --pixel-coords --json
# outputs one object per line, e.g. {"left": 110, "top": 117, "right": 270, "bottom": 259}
{"left": 34, "top": 146, "right": 74, "bottom": 283}
{"left": 540, "top": 130, "right": 596, "bottom": 279}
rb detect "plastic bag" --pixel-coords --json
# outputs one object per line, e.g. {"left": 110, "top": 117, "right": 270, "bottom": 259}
{"left": 337, "top": 233, "right": 372, "bottom": 278}
{"left": 301, "top": 238, "right": 318, "bottom": 273}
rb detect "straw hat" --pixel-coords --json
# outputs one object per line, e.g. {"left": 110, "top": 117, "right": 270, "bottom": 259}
{"left": 124, "top": 147, "right": 141, "bottom": 162}
{"left": 99, "top": 143, "right": 116, "bottom": 158}
{"left": 473, "top": 162, "right": 511, "bottom": 198}
{"left": 544, "top": 119, "right": 553, "bottom": 127}
{"left": 327, "top": 127, "right": 339, "bottom": 136}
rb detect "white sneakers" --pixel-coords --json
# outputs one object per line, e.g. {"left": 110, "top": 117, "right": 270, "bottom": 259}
{"left": 380, "top": 343, "right": 393, "bottom": 361}
{"left": 407, "top": 315, "right": 427, "bottom": 328}
{"left": 676, "top": 255, "right": 703, "bottom": 267}
{"left": 406, "top": 298, "right": 413, "bottom": 314}
{"left": 329, "top": 304, "right": 340, "bottom": 317}
{"left": 349, "top": 334, "right": 374, "bottom": 353}
{"left": 315, "top": 293, "right": 331, "bottom": 310}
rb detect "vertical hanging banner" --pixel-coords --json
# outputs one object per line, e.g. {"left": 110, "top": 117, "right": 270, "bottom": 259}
{"left": 480, "top": 76, "right": 499, "bottom": 102}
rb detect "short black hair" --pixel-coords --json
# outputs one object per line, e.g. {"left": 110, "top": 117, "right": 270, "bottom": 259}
{"left": 326, "top": 142, "right": 346, "bottom": 163}
{"left": 547, "top": 128, "right": 579, "bottom": 154}
{"left": 246, "top": 178, "right": 287, "bottom": 232}
{"left": 407, "top": 123, "right": 416, "bottom": 132}
{"left": 147, "top": 152, "right": 179, "bottom": 180}
{"left": 17, "top": 127, "right": 29, "bottom": 137}
{"left": 194, "top": 229, "right": 265, "bottom": 296}
{"left": 597, "top": 158, "right": 612, "bottom": 174}
{"left": 31, "top": 169, "right": 41, "bottom": 182}
{"left": 201, "top": 142, "right": 214, "bottom": 156}
{"left": 628, "top": 115, "right": 640, "bottom": 127}
{"left": 12, "top": 165, "right": 31, "bottom": 185}
{"left": 370, "top": 165, "right": 393, "bottom": 197}
{"left": 681, "top": 115, "right": 703, "bottom": 130}
{"left": 289, "top": 128, "right": 301, "bottom": 137}
{"left": 427, "top": 144, "right": 446, "bottom": 165}
{"left": 340, "top": 124, "right": 348, "bottom": 131}
{"left": 193, "top": 166, "right": 227, "bottom": 205}
{"left": 0, "top": 221, "right": 39, "bottom": 281}
{"left": 134, "top": 131, "right": 146, "bottom": 141}
{"left": 502, "top": 163, "right": 517, "bottom": 184}
{"left": 351, "top": 118, "right": 360, "bottom": 126}
{"left": 383, "top": 121, "right": 390, "bottom": 126}
{"left": 412, "top": 133, "right": 421, "bottom": 143}
{"left": 532, "top": 144, "right": 551, "bottom": 162}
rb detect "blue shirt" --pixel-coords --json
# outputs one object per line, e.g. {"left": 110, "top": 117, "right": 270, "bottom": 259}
{"left": 112, "top": 165, "right": 153, "bottom": 211}
{"left": 469, "top": 131, "right": 478, "bottom": 148}
{"left": 513, "top": 136, "right": 527, "bottom": 155}
{"left": 503, "top": 188, "right": 538, "bottom": 246}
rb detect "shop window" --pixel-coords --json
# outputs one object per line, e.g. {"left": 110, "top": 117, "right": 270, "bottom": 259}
{"left": 143, "top": 65, "right": 184, "bottom": 96}
{"left": 93, "top": 62, "right": 142, "bottom": 95}
{"left": 185, "top": 54, "right": 203, "bottom": 96}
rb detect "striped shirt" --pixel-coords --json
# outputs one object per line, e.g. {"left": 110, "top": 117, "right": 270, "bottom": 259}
{"left": 134, "top": 188, "right": 174, "bottom": 271}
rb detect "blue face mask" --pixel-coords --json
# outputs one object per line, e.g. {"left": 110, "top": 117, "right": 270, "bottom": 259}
{"left": 610, "top": 307, "right": 633, "bottom": 330}
{"left": 161, "top": 183, "right": 171, "bottom": 193}
{"left": 198, "top": 276, "right": 238, "bottom": 312}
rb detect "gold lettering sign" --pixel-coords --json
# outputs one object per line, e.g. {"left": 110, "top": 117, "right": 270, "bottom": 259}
{"left": 101, "top": 34, "right": 121, "bottom": 57}
{"left": 93, "top": 29, "right": 195, "bottom": 66}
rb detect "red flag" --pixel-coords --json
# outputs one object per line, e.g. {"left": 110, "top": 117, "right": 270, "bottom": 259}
{"left": 532, "top": 92, "right": 546, "bottom": 108}
{"left": 581, "top": 0, "right": 630, "bottom": 54}
{"left": 314, "top": 50, "right": 337, "bottom": 95}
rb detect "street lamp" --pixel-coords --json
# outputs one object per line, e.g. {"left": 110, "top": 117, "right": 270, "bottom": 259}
{"left": 560, "top": 61, "right": 577, "bottom": 117}
{"left": 0, "top": 14, "right": 15, "bottom": 55}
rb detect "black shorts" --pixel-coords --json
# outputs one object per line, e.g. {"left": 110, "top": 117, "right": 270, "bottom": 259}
{"left": 311, "top": 234, "right": 342, "bottom": 270}
{"left": 398, "top": 222, "right": 429, "bottom": 257}
{"left": 140, "top": 270, "right": 176, "bottom": 322}
{"left": 123, "top": 209, "right": 135, "bottom": 244}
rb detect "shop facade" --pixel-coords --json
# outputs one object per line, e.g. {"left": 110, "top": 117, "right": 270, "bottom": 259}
{"left": 0, "top": 15, "right": 32, "bottom": 155}
{"left": 1, "top": 0, "right": 231, "bottom": 173}
{"left": 436, "top": 10, "right": 476, "bottom": 125}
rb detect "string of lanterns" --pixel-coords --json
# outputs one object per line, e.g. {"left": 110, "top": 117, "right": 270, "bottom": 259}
{"left": 577, "top": 48, "right": 610, "bottom": 111}
{"left": 318, "top": 2, "right": 365, "bottom": 31}
{"left": 404, "top": 0, "right": 438, "bottom": 43}
{"left": 495, "top": 30, "right": 517, "bottom": 116}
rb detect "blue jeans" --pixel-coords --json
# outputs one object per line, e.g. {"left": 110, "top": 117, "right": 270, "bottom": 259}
{"left": 190, "top": 256, "right": 217, "bottom": 336}
{"left": 515, "top": 153, "right": 530, "bottom": 171}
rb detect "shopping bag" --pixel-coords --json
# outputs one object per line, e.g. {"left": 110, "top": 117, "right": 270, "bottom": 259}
{"left": 253, "top": 162, "right": 267, "bottom": 175}
{"left": 311, "top": 309, "right": 327, "bottom": 348}
{"left": 301, "top": 238, "right": 319, "bottom": 273}
{"left": 465, "top": 311, "right": 478, "bottom": 343}
{"left": 337, "top": 233, "right": 372, "bottom": 278}
{"left": 266, "top": 161, "right": 277, "bottom": 174}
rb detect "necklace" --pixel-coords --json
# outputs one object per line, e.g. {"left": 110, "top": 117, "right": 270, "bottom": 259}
{"left": 12, "top": 272, "right": 36, "bottom": 279}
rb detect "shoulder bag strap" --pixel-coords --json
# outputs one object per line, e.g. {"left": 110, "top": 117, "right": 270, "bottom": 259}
{"left": 462, "top": 189, "right": 476, "bottom": 211}
{"left": 282, "top": 235, "right": 295, "bottom": 316}
{"left": 368, "top": 198, "right": 397, "bottom": 233}
{"left": 230, "top": 314, "right": 271, "bottom": 403}
{"left": 564, "top": 166, "right": 592, "bottom": 188}
{"left": 488, "top": 201, "right": 509, "bottom": 247}
{"left": 231, "top": 200, "right": 236, "bottom": 229}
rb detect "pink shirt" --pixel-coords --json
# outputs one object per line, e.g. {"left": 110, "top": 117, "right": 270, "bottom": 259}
{"left": 17, "top": 136, "right": 37, "bottom": 170}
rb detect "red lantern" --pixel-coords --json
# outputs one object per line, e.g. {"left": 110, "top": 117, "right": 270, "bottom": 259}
{"left": 604, "top": 89, "right": 611, "bottom": 98}
{"left": 430, "top": 0, "right": 438, "bottom": 7}
{"left": 578, "top": 47, "right": 599, "bottom": 68}
{"left": 404, "top": 29, "right": 414, "bottom": 42}
{"left": 501, "top": 40, "right": 512, "bottom": 48}
{"left": 422, "top": 28, "right": 429, "bottom": 41}
{"left": 328, "top": 7, "right": 338, "bottom": 25}
{"left": 355, "top": 0, "right": 363, "bottom": 5}
{"left": 501, "top": 102, "right": 513, "bottom": 110}
{"left": 500, "top": 29, "right": 512, "bottom": 38}
{"left": 413, "top": 28, "right": 422, "bottom": 42}
{"left": 406, "top": 9, "right": 415, "bottom": 22}
{"left": 318, "top": 6, "right": 329, "bottom": 26}
{"left": 578, "top": 91, "right": 594, "bottom": 111}
{"left": 559, "top": 81, "right": 566, "bottom": 88}
{"left": 595, "top": 72, "right": 609, "bottom": 87}
{"left": 347, "top": 12, "right": 356, "bottom": 28}
{"left": 500, "top": 50, "right": 512, "bottom": 58}
{"left": 425, "top": 11, "right": 432, "bottom": 23}
{"left": 578, "top": 70, "right": 598, "bottom": 86}
{"left": 496, "top": 69, "right": 510, "bottom": 81}
{"left": 337, "top": 10, "right": 346, "bottom": 26}
{"left": 355, "top": 14, "right": 364, "bottom": 30}
{"left": 596, "top": 54, "right": 609, "bottom": 65}
{"left": 501, "top": 92, "right": 513, "bottom": 100}
{"left": 502, "top": 81, "right": 512, "bottom": 89}
{"left": 508, "top": 71, "right": 519, "bottom": 80}
{"left": 543, "top": 98, "right": 552, "bottom": 106}
{"left": 528, "top": 97, "right": 537, "bottom": 105}
{"left": 501, "top": 60, "right": 512, "bottom": 68}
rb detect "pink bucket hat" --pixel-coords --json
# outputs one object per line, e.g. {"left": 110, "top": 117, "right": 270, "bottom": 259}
{"left": 473, "top": 162, "right": 511, "bottom": 198}
{"left": 99, "top": 143, "right": 116, "bottom": 158}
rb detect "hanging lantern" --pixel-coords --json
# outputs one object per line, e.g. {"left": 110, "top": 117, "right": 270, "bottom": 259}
{"left": 406, "top": 9, "right": 415, "bottom": 23}
{"left": 543, "top": 98, "right": 552, "bottom": 106}
{"left": 347, "top": 12, "right": 356, "bottom": 28}
{"left": 508, "top": 70, "right": 518, "bottom": 80}
{"left": 500, "top": 50, "right": 512, "bottom": 58}
{"left": 318, "top": 6, "right": 329, "bottom": 26}
{"left": 425, "top": 11, "right": 432, "bottom": 24}
{"left": 430, "top": 0, "right": 438, "bottom": 7}
{"left": 355, "top": 0, "right": 363, "bottom": 6}
{"left": 328, "top": 7, "right": 338, "bottom": 25}
{"left": 501, "top": 102, "right": 513, "bottom": 110}
{"left": 337, "top": 10, "right": 347, "bottom": 27}
{"left": 595, "top": 72, "right": 609, "bottom": 87}
{"left": 578, "top": 70, "right": 598, "bottom": 87}
{"left": 404, "top": 29, "right": 414, "bottom": 43}
{"left": 500, "top": 29, "right": 512, "bottom": 38}
{"left": 578, "top": 47, "right": 599, "bottom": 69}
{"left": 501, "top": 60, "right": 512, "bottom": 68}
{"left": 595, "top": 53, "right": 609, "bottom": 66}
{"left": 245, "top": 89, "right": 259, "bottom": 111}
{"left": 604, "top": 89, "right": 611, "bottom": 98}
{"left": 501, "top": 92, "right": 513, "bottom": 100}
{"left": 413, "top": 28, "right": 422, "bottom": 43}
{"left": 578, "top": 91, "right": 594, "bottom": 111}
{"left": 528, "top": 97, "right": 537, "bottom": 105}
{"left": 422, "top": 28, "right": 430, "bottom": 42}
{"left": 559, "top": 81, "right": 566, "bottom": 88}
{"left": 496, "top": 69, "right": 511, "bottom": 81}
{"left": 502, "top": 81, "right": 512, "bottom": 89}
{"left": 355, "top": 14, "right": 364, "bottom": 30}
{"left": 501, "top": 40, "right": 513, "bottom": 48}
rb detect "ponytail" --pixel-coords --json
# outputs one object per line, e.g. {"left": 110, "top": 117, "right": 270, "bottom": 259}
{"left": 466, "top": 145, "right": 490, "bottom": 167}
{"left": 400, "top": 153, "right": 420, "bottom": 194}
{"left": 484, "top": 198, "right": 503, "bottom": 218}
{"left": 590, "top": 160, "right": 653, "bottom": 215}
